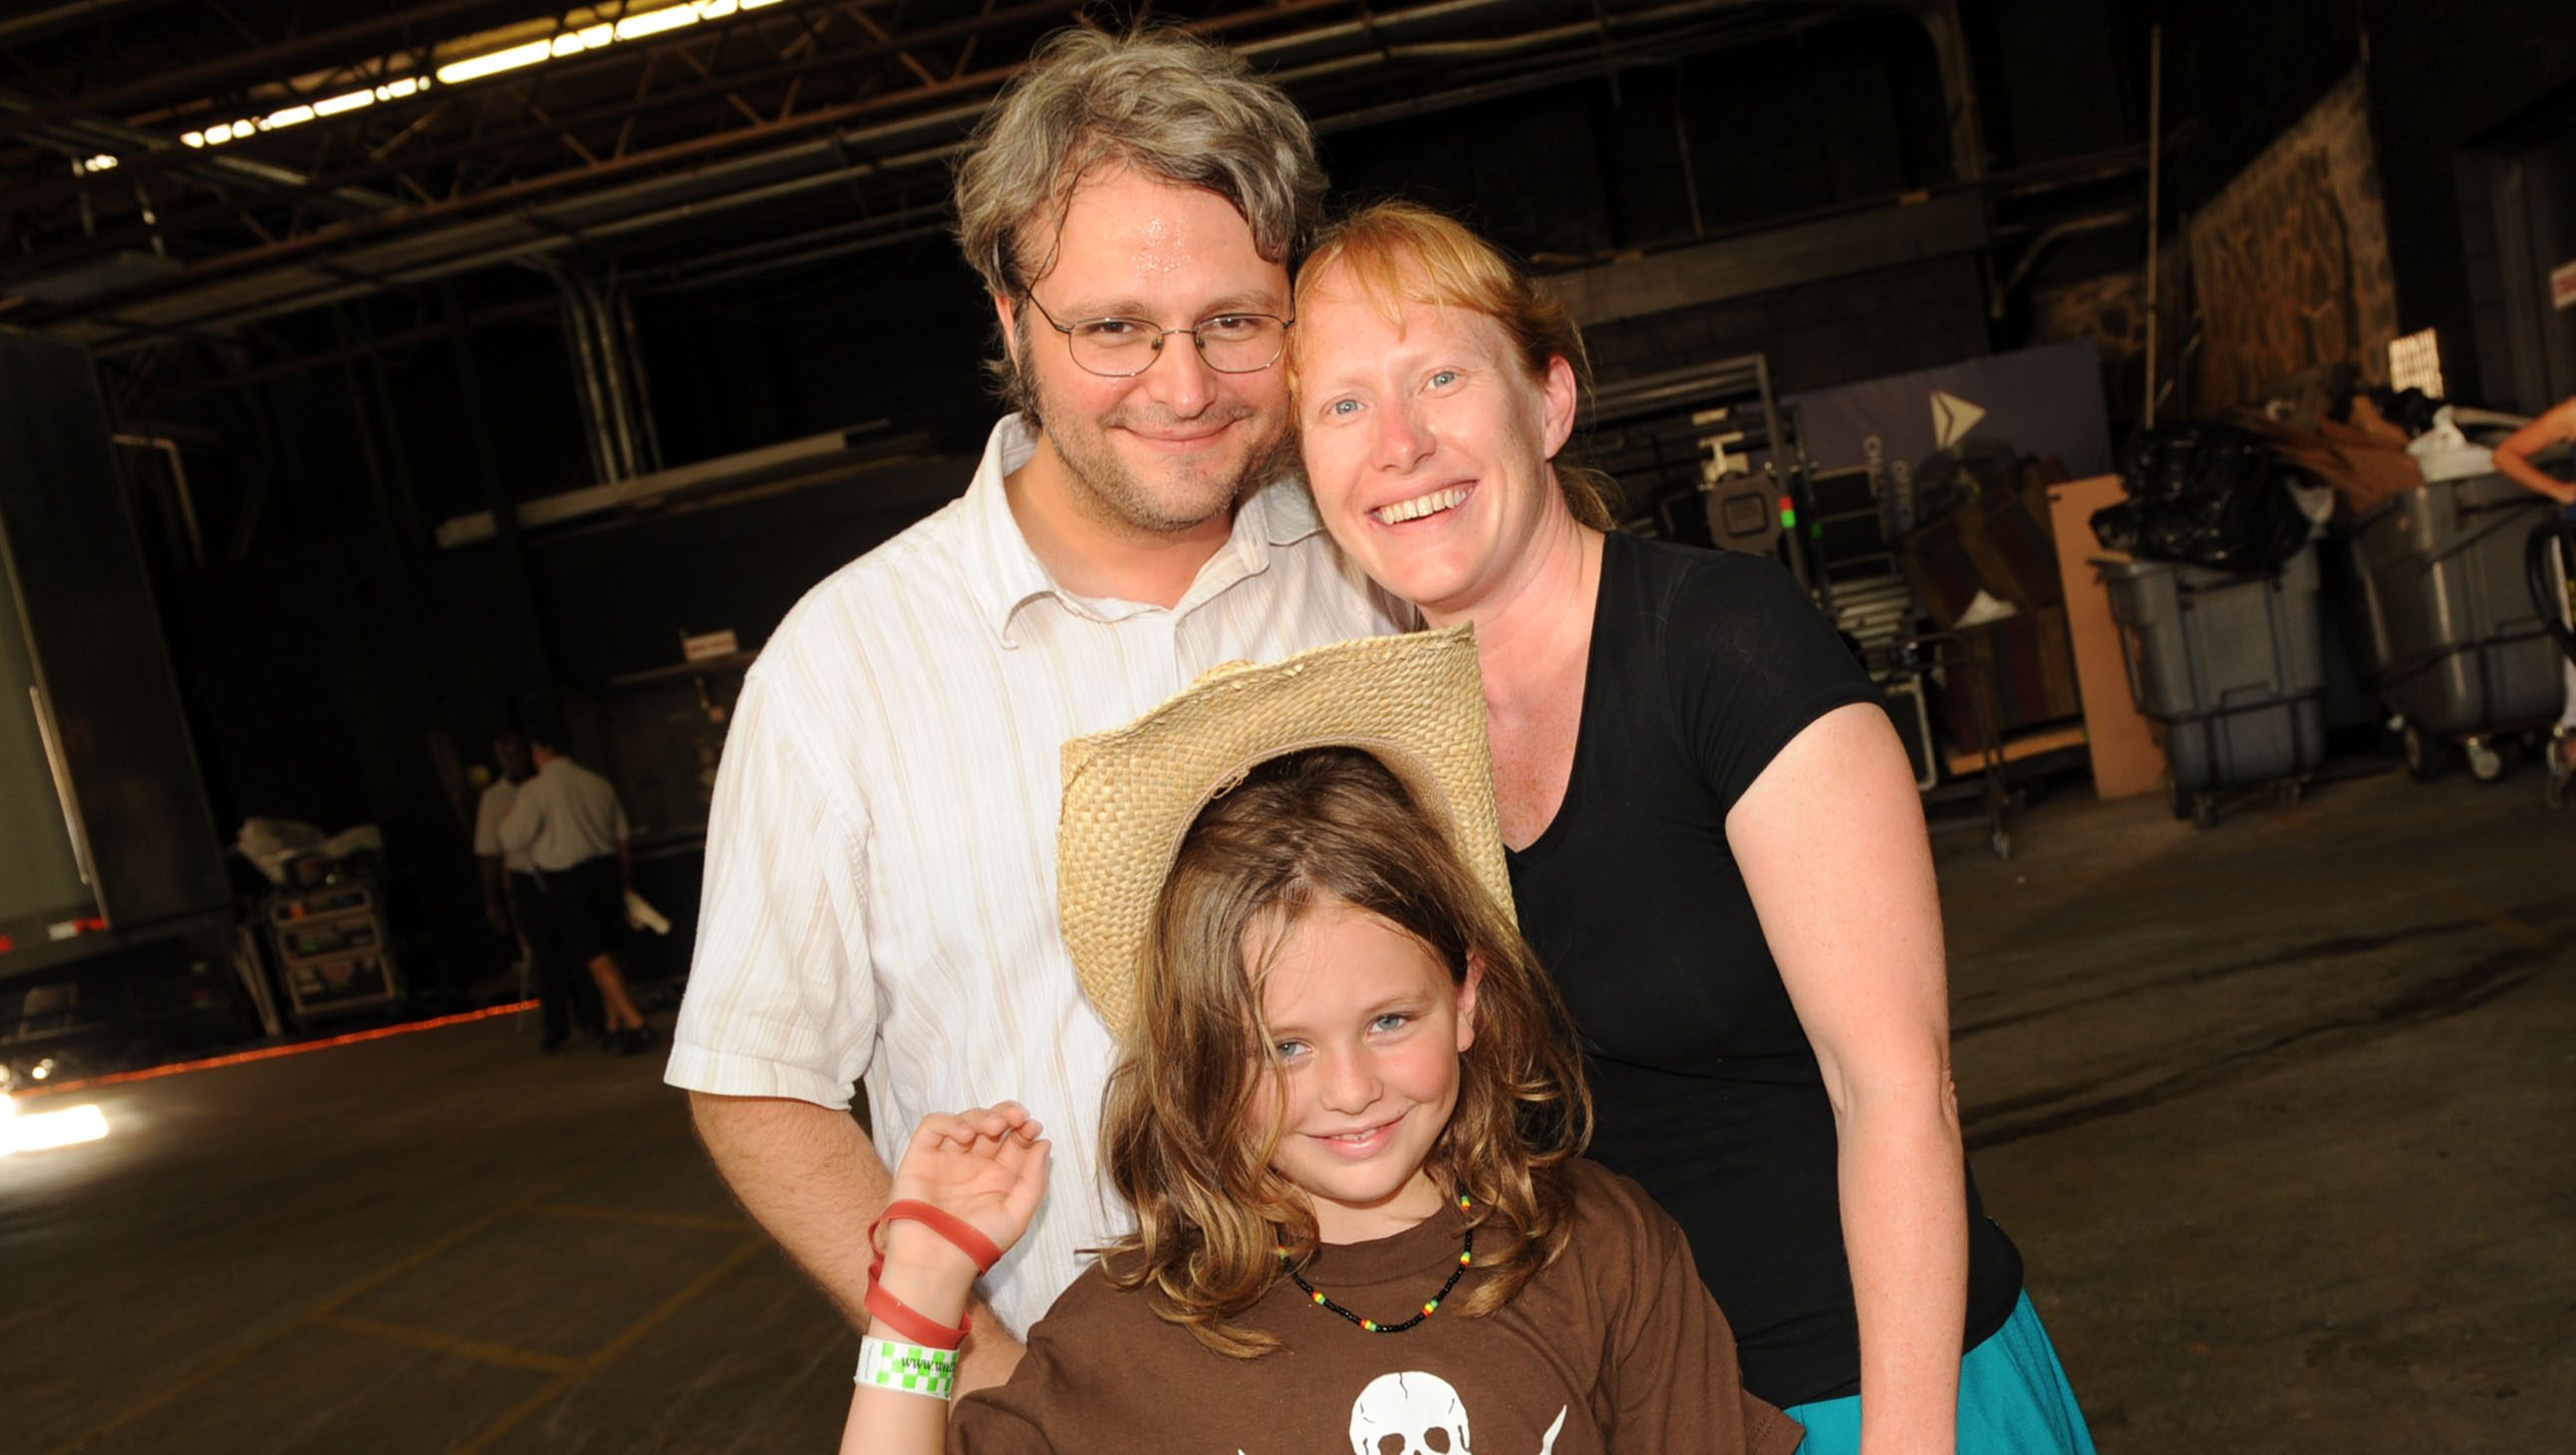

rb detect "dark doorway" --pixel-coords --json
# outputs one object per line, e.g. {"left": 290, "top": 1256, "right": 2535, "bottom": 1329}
{"left": 2463, "top": 82, "right": 2576, "bottom": 413}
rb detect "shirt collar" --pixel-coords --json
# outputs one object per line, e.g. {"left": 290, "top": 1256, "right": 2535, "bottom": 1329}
{"left": 965, "top": 416, "right": 1334, "bottom": 641}
{"left": 963, "top": 417, "right": 1059, "bottom": 637}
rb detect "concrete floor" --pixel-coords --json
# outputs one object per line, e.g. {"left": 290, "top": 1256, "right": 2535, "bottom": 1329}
{"left": 4, "top": 762, "right": 2568, "bottom": 1454}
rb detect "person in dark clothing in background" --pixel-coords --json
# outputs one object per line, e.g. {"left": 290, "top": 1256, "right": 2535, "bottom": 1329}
{"left": 474, "top": 729, "right": 603, "bottom": 1050}
{"left": 498, "top": 722, "right": 655, "bottom": 1054}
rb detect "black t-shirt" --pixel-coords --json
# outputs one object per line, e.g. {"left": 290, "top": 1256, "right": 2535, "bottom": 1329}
{"left": 1506, "top": 530, "right": 2024, "bottom": 1407}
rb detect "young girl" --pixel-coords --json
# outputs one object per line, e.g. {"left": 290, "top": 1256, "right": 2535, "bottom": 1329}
{"left": 840, "top": 629, "right": 1802, "bottom": 1454}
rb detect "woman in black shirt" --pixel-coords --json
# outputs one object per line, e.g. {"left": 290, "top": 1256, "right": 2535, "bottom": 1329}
{"left": 1287, "top": 199, "right": 2096, "bottom": 1455}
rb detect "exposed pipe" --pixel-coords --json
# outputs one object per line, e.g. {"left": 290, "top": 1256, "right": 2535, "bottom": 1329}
{"left": 589, "top": 275, "right": 646, "bottom": 480}
{"left": 613, "top": 284, "right": 665, "bottom": 474}
{"left": 1988, "top": 209, "right": 2144, "bottom": 318}
{"left": 547, "top": 262, "right": 618, "bottom": 486}
{"left": 0, "top": 0, "right": 187, "bottom": 49}
{"left": 443, "top": 284, "right": 554, "bottom": 689}
{"left": 0, "top": 0, "right": 934, "bottom": 252}
{"left": 49, "top": 0, "right": 1774, "bottom": 341}
{"left": 2, "top": 0, "right": 1113, "bottom": 282}
{"left": 2143, "top": 22, "right": 2162, "bottom": 428}
{"left": 1889, "top": 0, "right": 1985, "bottom": 182}
{"left": 0, "top": 0, "right": 842, "bottom": 146}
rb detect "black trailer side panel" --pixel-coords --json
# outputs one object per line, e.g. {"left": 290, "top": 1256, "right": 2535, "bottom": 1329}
{"left": 0, "top": 328, "right": 228, "bottom": 943}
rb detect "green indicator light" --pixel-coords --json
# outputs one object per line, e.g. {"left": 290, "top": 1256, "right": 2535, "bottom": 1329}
{"left": 1778, "top": 495, "right": 1798, "bottom": 529}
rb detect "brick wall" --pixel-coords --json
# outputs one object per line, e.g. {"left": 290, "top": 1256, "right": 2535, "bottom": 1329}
{"left": 2181, "top": 68, "right": 2400, "bottom": 414}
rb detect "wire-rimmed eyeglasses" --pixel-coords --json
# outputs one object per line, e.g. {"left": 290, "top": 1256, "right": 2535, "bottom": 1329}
{"left": 1021, "top": 293, "right": 1293, "bottom": 378}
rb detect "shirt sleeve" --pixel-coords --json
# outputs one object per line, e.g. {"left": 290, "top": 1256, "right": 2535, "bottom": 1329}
{"left": 664, "top": 675, "right": 880, "bottom": 1107}
{"left": 494, "top": 781, "right": 542, "bottom": 856}
{"left": 1660, "top": 550, "right": 1886, "bottom": 812}
{"left": 946, "top": 1274, "right": 1126, "bottom": 1454}
{"left": 1596, "top": 1170, "right": 1809, "bottom": 1455}
{"left": 471, "top": 787, "right": 505, "bottom": 858}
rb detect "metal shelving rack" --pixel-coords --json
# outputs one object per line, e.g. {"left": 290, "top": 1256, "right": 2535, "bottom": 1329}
{"left": 1580, "top": 354, "right": 1819, "bottom": 591}
{"left": 266, "top": 880, "right": 401, "bottom": 1022}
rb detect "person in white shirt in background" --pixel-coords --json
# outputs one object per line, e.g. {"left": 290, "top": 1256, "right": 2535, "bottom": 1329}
{"left": 473, "top": 728, "right": 603, "bottom": 1050}
{"left": 663, "top": 26, "right": 1405, "bottom": 1391}
{"left": 498, "top": 721, "right": 656, "bottom": 1055}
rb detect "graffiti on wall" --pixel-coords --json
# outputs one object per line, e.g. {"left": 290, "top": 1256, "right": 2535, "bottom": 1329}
{"left": 2185, "top": 68, "right": 2399, "bottom": 414}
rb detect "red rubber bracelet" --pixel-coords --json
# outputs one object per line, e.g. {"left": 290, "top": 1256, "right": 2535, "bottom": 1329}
{"left": 861, "top": 1200, "right": 1005, "bottom": 1350}
{"left": 873, "top": 1199, "right": 1004, "bottom": 1275}
{"left": 863, "top": 1269, "right": 968, "bottom": 1350}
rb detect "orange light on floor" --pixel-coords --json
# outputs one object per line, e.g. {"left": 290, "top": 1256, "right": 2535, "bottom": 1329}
{"left": 15, "top": 1001, "right": 541, "bottom": 1099}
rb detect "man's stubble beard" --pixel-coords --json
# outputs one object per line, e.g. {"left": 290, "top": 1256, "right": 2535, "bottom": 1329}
{"left": 1020, "top": 357, "right": 1296, "bottom": 538}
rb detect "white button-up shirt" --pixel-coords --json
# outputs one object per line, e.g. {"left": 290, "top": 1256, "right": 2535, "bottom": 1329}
{"left": 666, "top": 417, "right": 1406, "bottom": 1333}
{"left": 472, "top": 779, "right": 534, "bottom": 873}
{"left": 497, "top": 756, "right": 630, "bottom": 872}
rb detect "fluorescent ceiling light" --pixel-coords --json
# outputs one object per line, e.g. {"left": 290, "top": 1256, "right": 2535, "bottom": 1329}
{"left": 436, "top": 0, "right": 781, "bottom": 84}
{"left": 158, "top": 0, "right": 782, "bottom": 165}
{"left": 435, "top": 38, "right": 551, "bottom": 84}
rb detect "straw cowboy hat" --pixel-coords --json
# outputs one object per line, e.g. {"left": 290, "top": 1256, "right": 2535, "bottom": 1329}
{"left": 1056, "top": 625, "right": 1515, "bottom": 1042}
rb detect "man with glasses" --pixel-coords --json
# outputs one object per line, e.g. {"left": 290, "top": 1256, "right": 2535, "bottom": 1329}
{"left": 665, "top": 27, "right": 1402, "bottom": 1387}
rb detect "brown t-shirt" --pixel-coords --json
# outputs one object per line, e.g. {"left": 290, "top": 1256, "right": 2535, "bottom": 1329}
{"left": 952, "top": 1159, "right": 1803, "bottom": 1455}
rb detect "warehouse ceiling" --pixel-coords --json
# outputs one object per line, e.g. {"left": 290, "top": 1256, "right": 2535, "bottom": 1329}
{"left": 0, "top": 0, "right": 1867, "bottom": 356}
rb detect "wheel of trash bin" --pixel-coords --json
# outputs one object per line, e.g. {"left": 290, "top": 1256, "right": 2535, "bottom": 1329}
{"left": 2277, "top": 780, "right": 2304, "bottom": 807}
{"left": 1989, "top": 828, "right": 2012, "bottom": 861}
{"left": 2401, "top": 724, "right": 2446, "bottom": 782}
{"left": 2168, "top": 782, "right": 2195, "bottom": 821}
{"left": 2191, "top": 796, "right": 2221, "bottom": 830}
{"left": 2465, "top": 739, "right": 2504, "bottom": 783}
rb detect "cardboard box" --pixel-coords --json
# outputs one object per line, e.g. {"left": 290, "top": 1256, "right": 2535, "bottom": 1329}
{"left": 2232, "top": 409, "right": 2423, "bottom": 519}
{"left": 2047, "top": 474, "right": 2165, "bottom": 799}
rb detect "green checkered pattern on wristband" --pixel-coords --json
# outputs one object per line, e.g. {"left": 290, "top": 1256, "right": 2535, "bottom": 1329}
{"left": 857, "top": 1333, "right": 959, "bottom": 1398}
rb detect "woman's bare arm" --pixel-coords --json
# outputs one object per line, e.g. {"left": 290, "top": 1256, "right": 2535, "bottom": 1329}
{"left": 2491, "top": 397, "right": 2576, "bottom": 504}
{"left": 1731, "top": 703, "right": 1966, "bottom": 1455}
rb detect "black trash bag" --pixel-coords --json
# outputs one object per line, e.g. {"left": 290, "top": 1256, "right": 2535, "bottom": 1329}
{"left": 2364, "top": 386, "right": 2445, "bottom": 436}
{"left": 1912, "top": 436, "right": 2022, "bottom": 523}
{"left": 2093, "top": 421, "right": 2309, "bottom": 573}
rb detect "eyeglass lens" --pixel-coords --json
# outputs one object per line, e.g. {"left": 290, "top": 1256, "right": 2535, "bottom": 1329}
{"left": 1066, "top": 315, "right": 1287, "bottom": 376}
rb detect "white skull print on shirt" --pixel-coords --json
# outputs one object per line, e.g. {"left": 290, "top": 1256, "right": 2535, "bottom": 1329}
{"left": 1350, "top": 1371, "right": 1472, "bottom": 1455}
{"left": 1339, "top": 1370, "right": 1568, "bottom": 1455}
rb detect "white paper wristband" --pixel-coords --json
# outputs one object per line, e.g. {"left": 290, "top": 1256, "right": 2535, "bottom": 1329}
{"left": 856, "top": 1333, "right": 959, "bottom": 1400}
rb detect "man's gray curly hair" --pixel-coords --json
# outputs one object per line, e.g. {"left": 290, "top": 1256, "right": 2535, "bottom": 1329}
{"left": 953, "top": 26, "right": 1324, "bottom": 418}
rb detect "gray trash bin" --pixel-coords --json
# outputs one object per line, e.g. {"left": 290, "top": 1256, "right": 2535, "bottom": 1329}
{"left": 2100, "top": 545, "right": 2327, "bottom": 825}
{"left": 2336, "top": 472, "right": 2561, "bottom": 781}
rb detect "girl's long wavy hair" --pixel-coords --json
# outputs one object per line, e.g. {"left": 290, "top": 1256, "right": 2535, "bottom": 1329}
{"left": 1098, "top": 746, "right": 1591, "bottom": 1357}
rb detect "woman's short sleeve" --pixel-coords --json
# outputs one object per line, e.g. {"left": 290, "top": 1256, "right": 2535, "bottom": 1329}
{"left": 1651, "top": 547, "right": 1888, "bottom": 812}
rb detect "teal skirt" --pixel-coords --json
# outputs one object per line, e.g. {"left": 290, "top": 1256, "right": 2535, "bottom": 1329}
{"left": 1782, "top": 1293, "right": 2096, "bottom": 1455}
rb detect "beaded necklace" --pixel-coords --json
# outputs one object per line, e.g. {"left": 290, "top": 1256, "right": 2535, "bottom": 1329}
{"left": 1278, "top": 1192, "right": 1475, "bottom": 1334}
